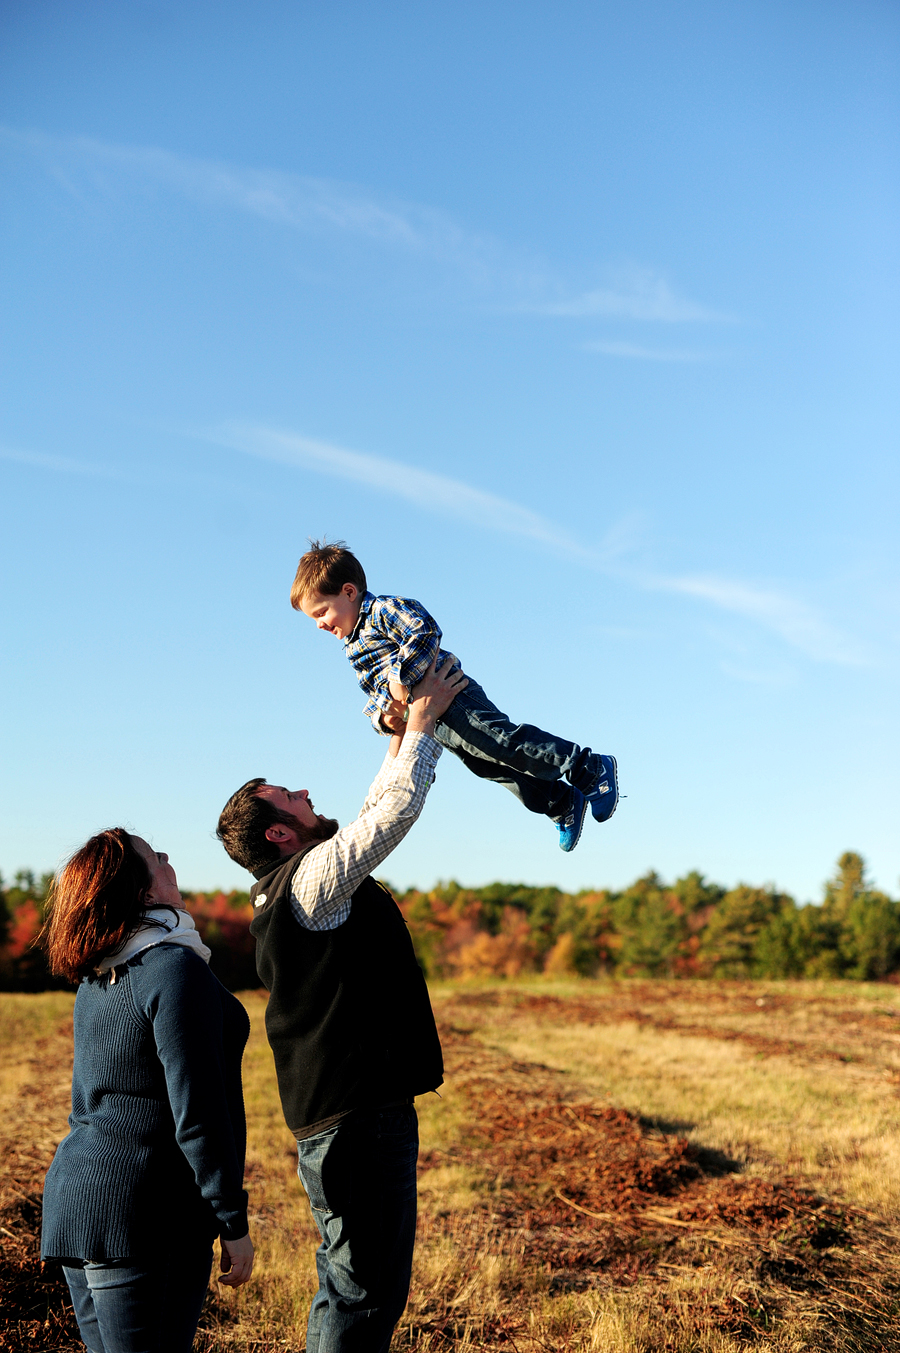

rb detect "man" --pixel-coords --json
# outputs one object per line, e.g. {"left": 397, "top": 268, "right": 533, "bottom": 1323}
{"left": 216, "top": 655, "right": 467, "bottom": 1353}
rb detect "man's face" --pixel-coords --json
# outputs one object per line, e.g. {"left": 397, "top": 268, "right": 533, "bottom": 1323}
{"left": 254, "top": 784, "right": 322, "bottom": 832}
{"left": 299, "top": 583, "right": 361, "bottom": 640}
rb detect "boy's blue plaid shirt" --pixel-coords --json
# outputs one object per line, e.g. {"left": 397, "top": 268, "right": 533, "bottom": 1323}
{"left": 344, "top": 591, "right": 456, "bottom": 733}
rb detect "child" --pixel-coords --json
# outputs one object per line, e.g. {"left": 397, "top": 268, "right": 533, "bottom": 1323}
{"left": 291, "top": 541, "right": 618, "bottom": 852}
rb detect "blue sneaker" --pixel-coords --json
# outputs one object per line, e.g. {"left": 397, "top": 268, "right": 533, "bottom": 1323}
{"left": 586, "top": 756, "right": 618, "bottom": 823}
{"left": 557, "top": 788, "right": 588, "bottom": 852}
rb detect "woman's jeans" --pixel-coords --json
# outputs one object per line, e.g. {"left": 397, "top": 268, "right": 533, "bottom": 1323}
{"left": 62, "top": 1241, "right": 212, "bottom": 1353}
{"left": 435, "top": 678, "right": 603, "bottom": 822}
{"left": 296, "top": 1104, "right": 419, "bottom": 1353}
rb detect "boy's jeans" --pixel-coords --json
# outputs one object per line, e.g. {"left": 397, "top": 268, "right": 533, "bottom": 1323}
{"left": 296, "top": 1104, "right": 419, "bottom": 1353}
{"left": 435, "top": 678, "right": 603, "bottom": 822}
{"left": 62, "top": 1240, "right": 212, "bottom": 1353}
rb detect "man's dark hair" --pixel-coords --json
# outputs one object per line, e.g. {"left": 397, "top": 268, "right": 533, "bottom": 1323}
{"left": 217, "top": 778, "right": 295, "bottom": 875}
{"left": 217, "top": 778, "right": 338, "bottom": 875}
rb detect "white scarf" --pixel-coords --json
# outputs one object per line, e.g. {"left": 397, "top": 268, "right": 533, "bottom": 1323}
{"left": 95, "top": 906, "right": 211, "bottom": 976}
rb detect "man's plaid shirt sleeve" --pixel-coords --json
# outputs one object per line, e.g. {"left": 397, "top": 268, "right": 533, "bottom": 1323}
{"left": 288, "top": 731, "right": 441, "bottom": 931}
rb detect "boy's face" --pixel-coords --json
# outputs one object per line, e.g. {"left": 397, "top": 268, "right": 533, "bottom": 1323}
{"left": 300, "top": 583, "right": 361, "bottom": 640}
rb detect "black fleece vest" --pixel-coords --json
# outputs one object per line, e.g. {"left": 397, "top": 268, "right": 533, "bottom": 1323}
{"left": 249, "top": 850, "right": 443, "bottom": 1137}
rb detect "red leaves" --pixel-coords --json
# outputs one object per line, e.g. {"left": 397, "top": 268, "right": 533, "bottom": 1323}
{"left": 5, "top": 900, "right": 41, "bottom": 960}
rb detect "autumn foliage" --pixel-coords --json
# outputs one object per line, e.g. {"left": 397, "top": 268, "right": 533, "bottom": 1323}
{"left": 1, "top": 852, "right": 898, "bottom": 991}
{"left": 394, "top": 852, "right": 900, "bottom": 983}
{"left": 0, "top": 874, "right": 256, "bottom": 993}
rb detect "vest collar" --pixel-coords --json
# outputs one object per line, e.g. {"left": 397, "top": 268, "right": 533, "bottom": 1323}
{"left": 250, "top": 843, "right": 319, "bottom": 908}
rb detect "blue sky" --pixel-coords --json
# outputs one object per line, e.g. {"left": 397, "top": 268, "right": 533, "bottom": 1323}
{"left": 1, "top": 0, "right": 898, "bottom": 902}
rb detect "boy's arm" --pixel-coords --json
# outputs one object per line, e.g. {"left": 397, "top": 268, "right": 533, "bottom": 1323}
{"left": 372, "top": 597, "right": 443, "bottom": 695}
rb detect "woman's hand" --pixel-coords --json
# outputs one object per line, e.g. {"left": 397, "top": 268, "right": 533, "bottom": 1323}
{"left": 218, "top": 1233, "right": 254, "bottom": 1286}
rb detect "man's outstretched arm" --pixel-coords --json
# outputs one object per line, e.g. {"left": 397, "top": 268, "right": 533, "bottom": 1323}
{"left": 290, "top": 657, "right": 467, "bottom": 930}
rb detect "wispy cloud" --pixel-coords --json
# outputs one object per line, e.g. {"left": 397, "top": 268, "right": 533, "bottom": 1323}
{"left": 205, "top": 422, "right": 603, "bottom": 561}
{"left": 0, "top": 444, "right": 129, "bottom": 481}
{"left": 584, "top": 340, "right": 716, "bottom": 362}
{"left": 532, "top": 266, "right": 732, "bottom": 324}
{"left": 653, "top": 574, "right": 867, "bottom": 667}
{"left": 2, "top": 128, "right": 728, "bottom": 322}
{"left": 200, "top": 421, "right": 861, "bottom": 668}
{"left": 0, "top": 126, "right": 520, "bottom": 286}
{"left": 5, "top": 427, "right": 861, "bottom": 670}
{"left": 0, "top": 441, "right": 272, "bottom": 505}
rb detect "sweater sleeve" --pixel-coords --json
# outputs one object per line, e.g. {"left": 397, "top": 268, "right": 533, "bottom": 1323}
{"left": 142, "top": 947, "right": 249, "bottom": 1241}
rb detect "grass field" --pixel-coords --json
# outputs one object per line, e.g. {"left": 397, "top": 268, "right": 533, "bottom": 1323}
{"left": 3, "top": 978, "right": 900, "bottom": 1351}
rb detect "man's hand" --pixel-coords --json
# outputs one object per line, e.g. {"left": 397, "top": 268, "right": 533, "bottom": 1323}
{"left": 406, "top": 654, "right": 467, "bottom": 736}
{"left": 388, "top": 680, "right": 409, "bottom": 704}
{"left": 380, "top": 698, "right": 409, "bottom": 733}
{"left": 218, "top": 1233, "right": 254, "bottom": 1287}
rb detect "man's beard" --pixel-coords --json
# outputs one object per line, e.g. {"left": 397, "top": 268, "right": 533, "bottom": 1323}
{"left": 287, "top": 813, "right": 339, "bottom": 847}
{"left": 305, "top": 815, "right": 339, "bottom": 845}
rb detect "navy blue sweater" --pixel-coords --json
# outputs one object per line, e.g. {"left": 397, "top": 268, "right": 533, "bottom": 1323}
{"left": 41, "top": 944, "right": 250, "bottom": 1263}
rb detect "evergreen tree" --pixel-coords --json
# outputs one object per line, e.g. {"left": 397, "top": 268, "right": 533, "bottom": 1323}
{"left": 612, "top": 872, "right": 682, "bottom": 976}
{"left": 825, "top": 853, "right": 900, "bottom": 980}
{"left": 699, "top": 885, "right": 794, "bottom": 977}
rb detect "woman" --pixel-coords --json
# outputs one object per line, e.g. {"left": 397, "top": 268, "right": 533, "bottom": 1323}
{"left": 41, "top": 828, "right": 254, "bottom": 1353}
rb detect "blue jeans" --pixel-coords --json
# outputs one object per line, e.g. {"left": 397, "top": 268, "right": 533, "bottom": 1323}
{"left": 435, "top": 678, "right": 603, "bottom": 822}
{"left": 296, "top": 1104, "right": 419, "bottom": 1353}
{"left": 62, "top": 1241, "right": 212, "bottom": 1353}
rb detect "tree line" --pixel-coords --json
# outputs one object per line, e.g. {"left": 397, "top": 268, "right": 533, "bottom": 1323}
{"left": 1, "top": 852, "right": 897, "bottom": 993}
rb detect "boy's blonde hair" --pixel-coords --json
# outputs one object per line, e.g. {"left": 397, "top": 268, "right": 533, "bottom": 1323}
{"left": 290, "top": 539, "right": 368, "bottom": 610}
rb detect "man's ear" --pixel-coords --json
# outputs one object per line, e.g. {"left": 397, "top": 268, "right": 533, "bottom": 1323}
{"left": 264, "top": 823, "right": 296, "bottom": 845}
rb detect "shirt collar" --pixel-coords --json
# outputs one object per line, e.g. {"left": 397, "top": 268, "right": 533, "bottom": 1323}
{"left": 345, "top": 590, "right": 374, "bottom": 644}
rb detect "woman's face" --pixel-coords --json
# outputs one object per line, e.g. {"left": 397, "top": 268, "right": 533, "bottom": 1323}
{"left": 130, "top": 836, "right": 185, "bottom": 911}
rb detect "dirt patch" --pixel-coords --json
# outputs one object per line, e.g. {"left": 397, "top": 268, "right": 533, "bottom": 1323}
{"left": 6, "top": 988, "right": 900, "bottom": 1351}
{"left": 409, "top": 1011, "right": 900, "bottom": 1348}
{"left": 448, "top": 985, "right": 900, "bottom": 1075}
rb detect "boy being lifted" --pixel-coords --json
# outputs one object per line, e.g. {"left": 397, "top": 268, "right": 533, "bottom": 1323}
{"left": 292, "top": 540, "right": 618, "bottom": 852}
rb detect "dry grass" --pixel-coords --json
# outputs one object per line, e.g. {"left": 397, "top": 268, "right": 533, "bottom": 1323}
{"left": 3, "top": 979, "right": 900, "bottom": 1350}
{"left": 466, "top": 982, "right": 900, "bottom": 1214}
{"left": 0, "top": 994, "right": 81, "bottom": 1350}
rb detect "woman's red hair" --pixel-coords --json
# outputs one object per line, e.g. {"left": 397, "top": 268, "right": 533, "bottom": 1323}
{"left": 44, "top": 828, "right": 153, "bottom": 983}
